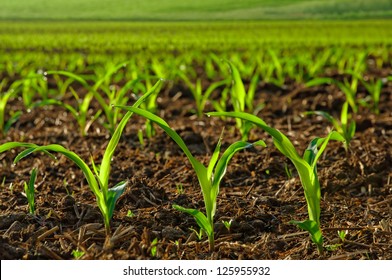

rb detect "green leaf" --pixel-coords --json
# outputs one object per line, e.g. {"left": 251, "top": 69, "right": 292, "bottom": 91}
{"left": 311, "top": 131, "right": 345, "bottom": 172}
{"left": 213, "top": 139, "right": 265, "bottom": 192}
{"left": 0, "top": 89, "right": 19, "bottom": 134}
{"left": 305, "top": 77, "right": 334, "bottom": 88}
{"left": 106, "top": 180, "right": 128, "bottom": 220}
{"left": 340, "top": 101, "right": 349, "bottom": 129}
{"left": 225, "top": 60, "right": 246, "bottom": 134}
{"left": 202, "top": 79, "right": 229, "bottom": 114}
{"left": 115, "top": 105, "right": 202, "bottom": 175}
{"left": 173, "top": 205, "right": 213, "bottom": 237}
{"left": 226, "top": 60, "right": 246, "bottom": 112}
{"left": 115, "top": 105, "right": 216, "bottom": 224}
{"left": 211, "top": 139, "right": 265, "bottom": 218}
{"left": 337, "top": 81, "right": 357, "bottom": 113}
{"left": 291, "top": 219, "right": 323, "bottom": 252}
{"left": 99, "top": 79, "right": 163, "bottom": 191}
{"left": 246, "top": 74, "right": 259, "bottom": 111}
{"left": 33, "top": 98, "right": 80, "bottom": 122}
{"left": 348, "top": 120, "right": 356, "bottom": 140}
{"left": 14, "top": 145, "right": 62, "bottom": 164}
{"left": 206, "top": 131, "right": 223, "bottom": 180}
{"left": 0, "top": 142, "right": 37, "bottom": 154}
{"left": 46, "top": 70, "right": 89, "bottom": 88}
{"left": 303, "top": 110, "right": 340, "bottom": 133}
{"left": 17, "top": 145, "right": 100, "bottom": 197}
{"left": 268, "top": 49, "right": 283, "bottom": 79}
{"left": 207, "top": 111, "right": 301, "bottom": 162}
{"left": 24, "top": 168, "right": 37, "bottom": 214}
{"left": 115, "top": 105, "right": 216, "bottom": 222}
{"left": 4, "top": 111, "right": 22, "bottom": 134}
{"left": 90, "top": 156, "right": 100, "bottom": 178}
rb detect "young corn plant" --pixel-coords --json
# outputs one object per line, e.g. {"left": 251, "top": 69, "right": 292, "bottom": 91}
{"left": 0, "top": 80, "right": 163, "bottom": 236}
{"left": 45, "top": 61, "right": 135, "bottom": 135}
{"left": 226, "top": 60, "right": 260, "bottom": 141}
{"left": 0, "top": 79, "right": 22, "bottom": 136}
{"left": 307, "top": 49, "right": 333, "bottom": 78}
{"left": 211, "top": 86, "right": 230, "bottom": 114}
{"left": 33, "top": 87, "right": 99, "bottom": 137}
{"left": 303, "top": 101, "right": 355, "bottom": 152}
{"left": 50, "top": 72, "right": 77, "bottom": 98}
{"left": 177, "top": 71, "right": 229, "bottom": 117}
{"left": 207, "top": 111, "right": 345, "bottom": 254}
{"left": 267, "top": 49, "right": 285, "bottom": 87}
{"left": 20, "top": 70, "right": 49, "bottom": 108}
{"left": 336, "top": 72, "right": 360, "bottom": 114}
{"left": 360, "top": 77, "right": 383, "bottom": 115}
{"left": 305, "top": 73, "right": 360, "bottom": 114}
{"left": 136, "top": 75, "right": 163, "bottom": 139}
{"left": 115, "top": 106, "right": 265, "bottom": 252}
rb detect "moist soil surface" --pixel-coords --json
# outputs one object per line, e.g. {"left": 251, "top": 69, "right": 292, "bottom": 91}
{"left": 1, "top": 70, "right": 391, "bottom": 260}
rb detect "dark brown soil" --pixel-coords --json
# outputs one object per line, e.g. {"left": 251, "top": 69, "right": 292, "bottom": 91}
{"left": 0, "top": 71, "right": 391, "bottom": 260}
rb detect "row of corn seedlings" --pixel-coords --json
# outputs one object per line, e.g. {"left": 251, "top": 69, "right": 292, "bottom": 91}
{"left": 1, "top": 47, "right": 388, "bottom": 138}
{"left": 2, "top": 57, "right": 386, "bottom": 255}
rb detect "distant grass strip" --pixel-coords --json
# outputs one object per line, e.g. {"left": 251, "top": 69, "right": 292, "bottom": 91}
{"left": 0, "top": 0, "right": 391, "bottom": 20}
{"left": 1, "top": 20, "right": 392, "bottom": 55}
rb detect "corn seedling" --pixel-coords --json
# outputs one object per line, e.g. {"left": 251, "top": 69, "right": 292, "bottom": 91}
{"left": 150, "top": 237, "right": 158, "bottom": 257}
{"left": 50, "top": 73, "right": 77, "bottom": 97}
{"left": 222, "top": 219, "right": 232, "bottom": 231}
{"left": 126, "top": 210, "right": 135, "bottom": 218}
{"left": 361, "top": 77, "right": 383, "bottom": 115}
{"left": 33, "top": 87, "right": 100, "bottom": 137}
{"left": 72, "top": 249, "right": 85, "bottom": 259}
{"left": 307, "top": 49, "right": 333, "bottom": 78}
{"left": 115, "top": 106, "right": 265, "bottom": 252}
{"left": 24, "top": 168, "right": 37, "bottom": 215}
{"left": 303, "top": 101, "right": 355, "bottom": 151}
{"left": 45, "top": 61, "right": 138, "bottom": 135}
{"left": 336, "top": 72, "right": 361, "bottom": 113}
{"left": 137, "top": 129, "right": 146, "bottom": 149}
{"left": 190, "top": 227, "right": 204, "bottom": 240}
{"left": 267, "top": 49, "right": 285, "bottom": 87}
{"left": 176, "top": 183, "right": 184, "bottom": 195}
{"left": 0, "top": 80, "right": 163, "bottom": 235}
{"left": 286, "top": 56, "right": 306, "bottom": 84}
{"left": 211, "top": 86, "right": 230, "bottom": 114}
{"left": 226, "top": 60, "right": 259, "bottom": 141}
{"left": 204, "top": 55, "right": 220, "bottom": 80}
{"left": 305, "top": 74, "right": 360, "bottom": 114}
{"left": 284, "top": 163, "right": 293, "bottom": 179}
{"left": 338, "top": 230, "right": 347, "bottom": 242}
{"left": 326, "top": 230, "right": 348, "bottom": 251}
{"left": 43, "top": 71, "right": 101, "bottom": 136}
{"left": 19, "top": 70, "right": 49, "bottom": 108}
{"left": 100, "top": 78, "right": 142, "bottom": 134}
{"left": 207, "top": 111, "right": 345, "bottom": 254}
{"left": 177, "top": 71, "right": 229, "bottom": 117}
{"left": 0, "top": 80, "right": 22, "bottom": 136}
{"left": 137, "top": 76, "right": 163, "bottom": 139}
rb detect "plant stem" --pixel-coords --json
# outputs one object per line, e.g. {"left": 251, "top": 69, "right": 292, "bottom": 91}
{"left": 208, "top": 232, "right": 215, "bottom": 252}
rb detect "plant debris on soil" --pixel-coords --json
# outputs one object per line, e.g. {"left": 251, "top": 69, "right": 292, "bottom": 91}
{"left": 0, "top": 69, "right": 391, "bottom": 260}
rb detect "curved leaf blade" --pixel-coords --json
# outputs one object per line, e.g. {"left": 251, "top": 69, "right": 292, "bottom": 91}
{"left": 173, "top": 205, "right": 213, "bottom": 237}
{"left": 99, "top": 79, "right": 163, "bottom": 189}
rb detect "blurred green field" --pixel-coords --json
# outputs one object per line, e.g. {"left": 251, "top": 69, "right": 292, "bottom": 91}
{"left": 1, "top": 20, "right": 391, "bottom": 55}
{"left": 1, "top": 0, "right": 392, "bottom": 20}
